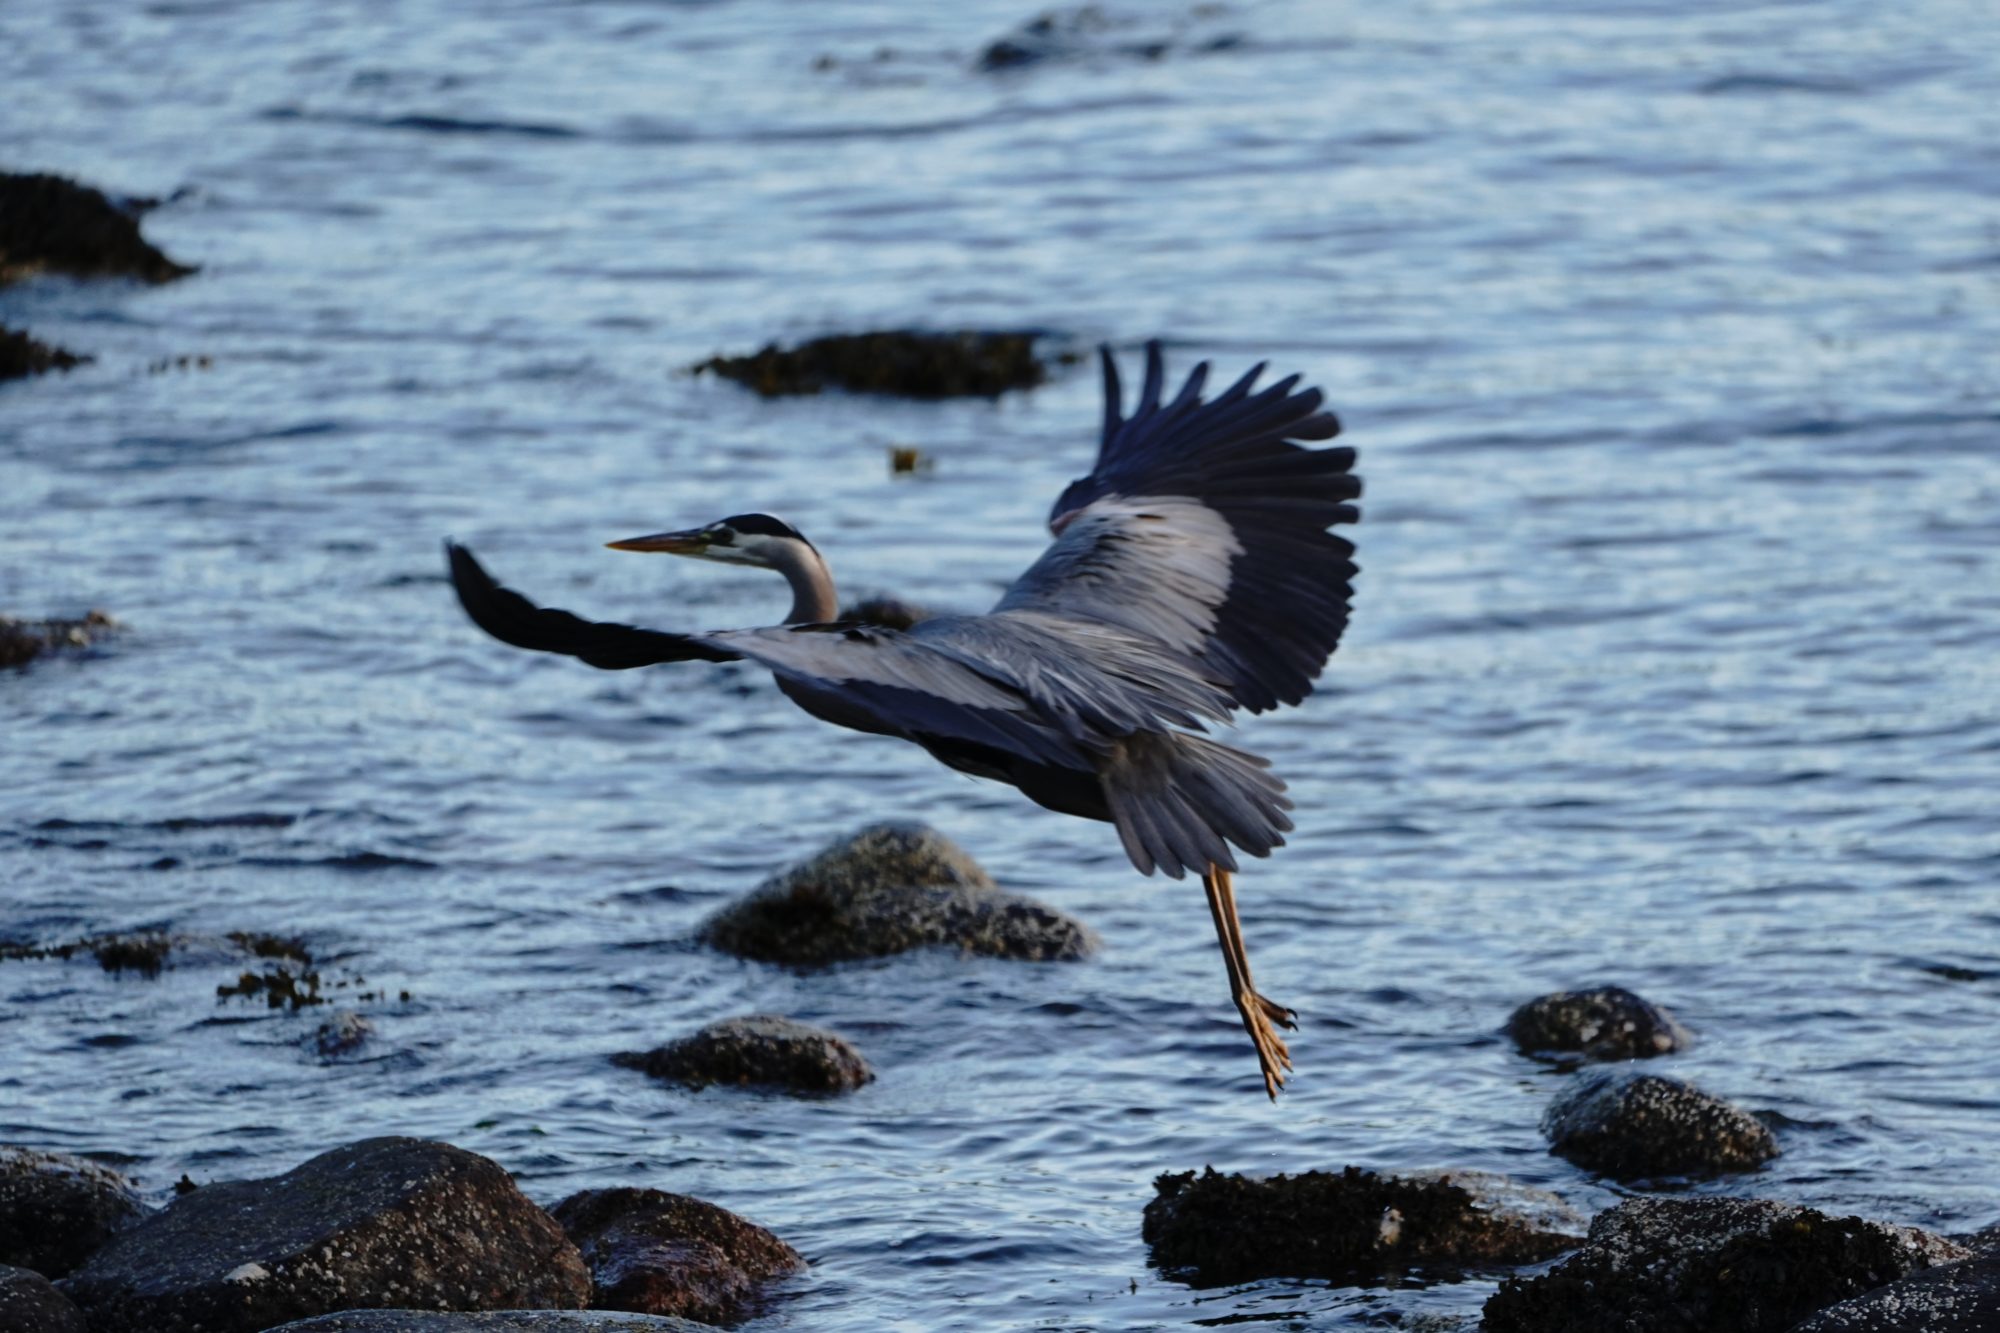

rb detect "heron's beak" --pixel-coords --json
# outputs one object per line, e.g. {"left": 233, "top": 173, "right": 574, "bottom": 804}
{"left": 607, "top": 529, "right": 707, "bottom": 555}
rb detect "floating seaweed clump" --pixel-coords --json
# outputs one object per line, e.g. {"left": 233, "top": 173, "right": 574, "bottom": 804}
{"left": 0, "top": 610, "right": 116, "bottom": 666}
{"left": 218, "top": 964, "right": 326, "bottom": 1010}
{"left": 693, "top": 330, "right": 1074, "bottom": 399}
{"left": 0, "top": 324, "right": 90, "bottom": 382}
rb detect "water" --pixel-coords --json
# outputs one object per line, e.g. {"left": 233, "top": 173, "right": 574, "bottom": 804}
{"left": 4, "top": 0, "right": 1999, "bottom": 1326}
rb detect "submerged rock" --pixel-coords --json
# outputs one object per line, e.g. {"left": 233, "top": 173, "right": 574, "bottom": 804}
{"left": 0, "top": 172, "right": 193, "bottom": 286}
{"left": 1141, "top": 1166, "right": 1582, "bottom": 1286}
{"left": 61, "top": 1137, "right": 590, "bottom": 1333}
{"left": 551, "top": 1188, "right": 804, "bottom": 1326}
{"left": 1790, "top": 1250, "right": 2000, "bottom": 1331}
{"left": 692, "top": 330, "right": 1068, "bottom": 398}
{"left": 614, "top": 1015, "right": 872, "bottom": 1095}
{"left": 310, "top": 1010, "right": 375, "bottom": 1060}
{"left": 0, "top": 1146, "right": 148, "bottom": 1278}
{"left": 976, "top": 5, "right": 1245, "bottom": 72}
{"left": 1483, "top": 1196, "right": 1968, "bottom": 1333}
{"left": 0, "top": 324, "right": 89, "bottom": 381}
{"left": 0, "top": 611, "right": 117, "bottom": 669}
{"left": 1543, "top": 1068, "right": 1778, "bottom": 1180}
{"left": 0, "top": 1264, "right": 88, "bottom": 1333}
{"left": 840, "top": 595, "right": 931, "bottom": 631}
{"left": 1506, "top": 985, "right": 1691, "bottom": 1062}
{"left": 698, "top": 821, "right": 1097, "bottom": 965}
{"left": 267, "top": 1315, "right": 708, "bottom": 1332}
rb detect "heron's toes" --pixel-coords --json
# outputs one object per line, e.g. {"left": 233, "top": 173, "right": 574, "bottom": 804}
{"left": 1255, "top": 991, "right": 1298, "bottom": 1030}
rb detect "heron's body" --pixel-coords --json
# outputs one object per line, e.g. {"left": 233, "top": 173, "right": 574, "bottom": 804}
{"left": 448, "top": 343, "right": 1360, "bottom": 1096}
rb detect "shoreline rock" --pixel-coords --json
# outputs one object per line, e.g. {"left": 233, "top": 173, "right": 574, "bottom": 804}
{"left": 691, "top": 330, "right": 1071, "bottom": 398}
{"left": 614, "top": 1015, "right": 873, "bottom": 1095}
{"left": 0, "top": 1146, "right": 149, "bottom": 1278}
{"left": 0, "top": 171, "right": 194, "bottom": 286}
{"left": 0, "top": 1264, "right": 88, "bottom": 1332}
{"left": 0, "top": 324, "right": 90, "bottom": 381}
{"left": 1542, "top": 1068, "right": 1779, "bottom": 1181}
{"left": 1790, "top": 1249, "right": 2000, "bottom": 1331}
{"left": 551, "top": 1188, "right": 804, "bottom": 1325}
{"left": 267, "top": 1315, "right": 711, "bottom": 1331}
{"left": 1506, "top": 986, "right": 1692, "bottom": 1063}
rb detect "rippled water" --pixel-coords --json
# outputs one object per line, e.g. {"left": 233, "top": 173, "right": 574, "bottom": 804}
{"left": 5, "top": 0, "right": 2000, "bottom": 1327}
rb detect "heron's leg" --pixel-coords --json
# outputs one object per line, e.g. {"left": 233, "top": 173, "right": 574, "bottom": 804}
{"left": 1203, "top": 863, "right": 1293, "bottom": 1099}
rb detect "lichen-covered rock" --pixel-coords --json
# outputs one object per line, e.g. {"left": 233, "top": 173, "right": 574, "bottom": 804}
{"left": 60, "top": 1137, "right": 590, "bottom": 1333}
{"left": 0, "top": 611, "right": 117, "bottom": 669}
{"left": 0, "top": 324, "right": 89, "bottom": 381}
{"left": 614, "top": 1015, "right": 872, "bottom": 1095}
{"left": 1789, "top": 1251, "right": 2000, "bottom": 1332}
{"left": 267, "top": 1315, "right": 709, "bottom": 1332}
{"left": 692, "top": 330, "right": 1067, "bottom": 398}
{"left": 0, "top": 1146, "right": 148, "bottom": 1278}
{"left": 1506, "top": 986, "right": 1692, "bottom": 1062}
{"left": 1482, "top": 1197, "right": 1967, "bottom": 1333}
{"left": 698, "top": 822, "right": 1097, "bottom": 965}
{"left": 1543, "top": 1068, "right": 1778, "bottom": 1180}
{"left": 551, "top": 1188, "right": 804, "bottom": 1326}
{"left": 0, "top": 1263, "right": 89, "bottom": 1332}
{"left": 1141, "top": 1166, "right": 1582, "bottom": 1286}
{"left": 0, "top": 172, "right": 193, "bottom": 285}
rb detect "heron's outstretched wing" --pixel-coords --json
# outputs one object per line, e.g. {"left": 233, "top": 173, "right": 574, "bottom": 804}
{"left": 996, "top": 342, "right": 1360, "bottom": 714}
{"left": 445, "top": 542, "right": 741, "bottom": 669}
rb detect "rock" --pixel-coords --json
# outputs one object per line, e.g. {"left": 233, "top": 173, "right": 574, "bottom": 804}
{"left": 1482, "top": 1196, "right": 1967, "bottom": 1333}
{"left": 1506, "top": 985, "right": 1692, "bottom": 1062}
{"left": 0, "top": 324, "right": 89, "bottom": 381}
{"left": 697, "top": 821, "right": 1097, "bottom": 965}
{"left": 60, "top": 1137, "right": 590, "bottom": 1333}
{"left": 1141, "top": 1165, "right": 1582, "bottom": 1286}
{"left": 0, "top": 611, "right": 117, "bottom": 669}
{"left": 1543, "top": 1068, "right": 1779, "bottom": 1180}
{"left": 311, "top": 1011, "right": 374, "bottom": 1060}
{"left": 691, "top": 330, "right": 1069, "bottom": 398}
{"left": 1789, "top": 1251, "right": 2000, "bottom": 1331}
{"left": 614, "top": 1015, "right": 872, "bottom": 1095}
{"left": 840, "top": 595, "right": 931, "bottom": 630}
{"left": 0, "top": 1146, "right": 148, "bottom": 1278}
{"left": 0, "top": 1263, "right": 89, "bottom": 1332}
{"left": 550, "top": 1188, "right": 804, "bottom": 1325}
{"left": 266, "top": 1315, "right": 708, "bottom": 1331}
{"left": 0, "top": 172, "right": 193, "bottom": 286}
{"left": 975, "top": 5, "right": 1245, "bottom": 72}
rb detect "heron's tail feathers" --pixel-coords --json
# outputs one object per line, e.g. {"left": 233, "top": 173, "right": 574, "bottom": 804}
{"left": 1102, "top": 732, "right": 1294, "bottom": 878}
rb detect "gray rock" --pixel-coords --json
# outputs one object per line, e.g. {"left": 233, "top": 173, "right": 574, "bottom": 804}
{"left": 1142, "top": 1165, "right": 1582, "bottom": 1286}
{"left": 614, "top": 1015, "right": 872, "bottom": 1095}
{"left": 1483, "top": 1196, "right": 1967, "bottom": 1333}
{"left": 268, "top": 1315, "right": 708, "bottom": 1332}
{"left": 0, "top": 1146, "right": 148, "bottom": 1277}
{"left": 0, "top": 1263, "right": 88, "bottom": 1333}
{"left": 1789, "top": 1251, "right": 2000, "bottom": 1332}
{"left": 61, "top": 1137, "right": 589, "bottom": 1333}
{"left": 1543, "top": 1068, "right": 1779, "bottom": 1180}
{"left": 1507, "top": 986, "right": 1692, "bottom": 1062}
{"left": 551, "top": 1188, "right": 804, "bottom": 1326}
{"left": 698, "top": 822, "right": 1097, "bottom": 965}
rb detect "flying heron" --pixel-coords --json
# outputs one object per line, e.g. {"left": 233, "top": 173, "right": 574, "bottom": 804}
{"left": 446, "top": 342, "right": 1359, "bottom": 1097}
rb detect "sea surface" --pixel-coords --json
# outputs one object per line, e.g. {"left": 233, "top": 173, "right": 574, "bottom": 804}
{"left": 4, "top": 1, "right": 1999, "bottom": 1327}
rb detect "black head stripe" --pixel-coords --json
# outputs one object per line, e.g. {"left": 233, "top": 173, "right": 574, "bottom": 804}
{"left": 721, "top": 513, "right": 802, "bottom": 540}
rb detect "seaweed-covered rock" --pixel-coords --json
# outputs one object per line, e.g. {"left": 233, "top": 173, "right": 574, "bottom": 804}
{"left": 614, "top": 1015, "right": 872, "bottom": 1095}
{"left": 692, "top": 330, "right": 1066, "bottom": 398}
{"left": 1507, "top": 986, "right": 1691, "bottom": 1062}
{"left": 0, "top": 172, "right": 193, "bottom": 285}
{"left": 0, "top": 324, "right": 89, "bottom": 381}
{"left": 698, "top": 822, "right": 1097, "bottom": 965}
{"left": 0, "top": 611, "right": 117, "bottom": 669}
{"left": 1543, "top": 1068, "right": 1778, "bottom": 1180}
{"left": 268, "top": 1315, "right": 708, "bottom": 1332}
{"left": 0, "top": 1147, "right": 148, "bottom": 1278}
{"left": 1483, "top": 1197, "right": 1967, "bottom": 1333}
{"left": 1789, "top": 1251, "right": 2000, "bottom": 1331}
{"left": 1142, "top": 1166, "right": 1582, "bottom": 1286}
{"left": 551, "top": 1188, "right": 804, "bottom": 1325}
{"left": 0, "top": 1263, "right": 89, "bottom": 1333}
{"left": 60, "top": 1137, "right": 590, "bottom": 1333}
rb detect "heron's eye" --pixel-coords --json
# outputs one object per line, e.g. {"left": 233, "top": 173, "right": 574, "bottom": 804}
{"left": 707, "top": 528, "right": 734, "bottom": 545}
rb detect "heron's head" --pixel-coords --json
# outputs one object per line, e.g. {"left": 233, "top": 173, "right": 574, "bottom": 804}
{"left": 607, "top": 513, "right": 813, "bottom": 569}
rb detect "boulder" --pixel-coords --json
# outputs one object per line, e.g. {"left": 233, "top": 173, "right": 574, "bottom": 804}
{"left": 1543, "top": 1068, "right": 1778, "bottom": 1180}
{"left": 0, "top": 1146, "right": 148, "bottom": 1277}
{"left": 0, "top": 325, "right": 89, "bottom": 381}
{"left": 698, "top": 822, "right": 1097, "bottom": 965}
{"left": 0, "top": 172, "right": 193, "bottom": 286}
{"left": 1506, "top": 986, "right": 1691, "bottom": 1062}
{"left": 691, "top": 330, "right": 1069, "bottom": 398}
{"left": 0, "top": 611, "right": 117, "bottom": 669}
{"left": 60, "top": 1137, "right": 589, "bottom": 1333}
{"left": 1482, "top": 1196, "right": 1967, "bottom": 1333}
{"left": 267, "top": 1315, "right": 708, "bottom": 1332}
{"left": 550, "top": 1188, "right": 804, "bottom": 1325}
{"left": 1142, "top": 1165, "right": 1582, "bottom": 1286}
{"left": 614, "top": 1015, "right": 872, "bottom": 1095}
{"left": 0, "top": 1263, "right": 88, "bottom": 1333}
{"left": 1788, "top": 1251, "right": 2000, "bottom": 1331}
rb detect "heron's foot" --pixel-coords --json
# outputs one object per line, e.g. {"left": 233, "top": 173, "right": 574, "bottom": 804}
{"left": 1234, "top": 987, "right": 1295, "bottom": 1099}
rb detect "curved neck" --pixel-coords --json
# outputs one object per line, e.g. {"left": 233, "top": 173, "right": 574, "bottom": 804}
{"left": 771, "top": 539, "right": 839, "bottom": 624}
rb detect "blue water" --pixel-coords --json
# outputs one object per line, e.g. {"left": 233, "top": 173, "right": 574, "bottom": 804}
{"left": 4, "top": 1, "right": 1999, "bottom": 1327}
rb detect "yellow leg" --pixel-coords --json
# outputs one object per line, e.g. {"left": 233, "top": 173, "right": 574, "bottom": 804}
{"left": 1202, "top": 864, "right": 1295, "bottom": 1099}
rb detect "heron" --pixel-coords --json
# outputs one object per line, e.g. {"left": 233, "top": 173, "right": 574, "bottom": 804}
{"left": 446, "top": 342, "right": 1359, "bottom": 1097}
